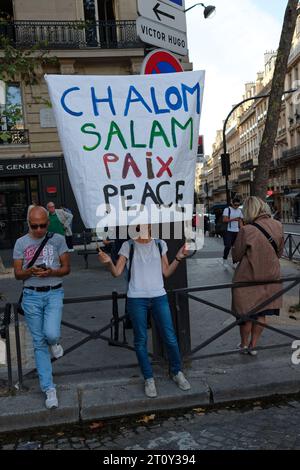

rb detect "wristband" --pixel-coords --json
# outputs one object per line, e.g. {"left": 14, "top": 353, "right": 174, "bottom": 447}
{"left": 175, "top": 257, "right": 182, "bottom": 262}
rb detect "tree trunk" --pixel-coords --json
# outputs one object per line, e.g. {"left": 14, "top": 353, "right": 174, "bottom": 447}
{"left": 253, "top": 0, "right": 299, "bottom": 199}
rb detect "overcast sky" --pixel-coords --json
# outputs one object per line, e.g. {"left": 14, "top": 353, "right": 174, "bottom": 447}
{"left": 185, "top": 0, "right": 287, "bottom": 155}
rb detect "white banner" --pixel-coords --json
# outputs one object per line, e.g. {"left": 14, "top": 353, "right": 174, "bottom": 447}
{"left": 45, "top": 71, "right": 205, "bottom": 229}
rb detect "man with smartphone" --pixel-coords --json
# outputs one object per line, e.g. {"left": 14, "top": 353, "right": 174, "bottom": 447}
{"left": 222, "top": 198, "right": 243, "bottom": 268}
{"left": 13, "top": 206, "right": 70, "bottom": 409}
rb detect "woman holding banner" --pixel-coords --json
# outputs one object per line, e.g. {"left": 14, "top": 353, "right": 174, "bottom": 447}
{"left": 98, "top": 224, "right": 191, "bottom": 398}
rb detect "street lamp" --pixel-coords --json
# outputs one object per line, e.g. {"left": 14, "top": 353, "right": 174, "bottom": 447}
{"left": 184, "top": 3, "right": 216, "bottom": 19}
{"left": 222, "top": 88, "right": 297, "bottom": 205}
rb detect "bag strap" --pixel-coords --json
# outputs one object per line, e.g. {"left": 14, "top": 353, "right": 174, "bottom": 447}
{"left": 251, "top": 223, "right": 278, "bottom": 255}
{"left": 26, "top": 232, "right": 54, "bottom": 269}
{"left": 155, "top": 239, "right": 163, "bottom": 257}
{"left": 127, "top": 240, "right": 134, "bottom": 284}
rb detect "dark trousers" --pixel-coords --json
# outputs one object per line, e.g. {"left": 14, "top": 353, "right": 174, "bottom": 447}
{"left": 65, "top": 235, "right": 73, "bottom": 250}
{"left": 223, "top": 231, "right": 238, "bottom": 260}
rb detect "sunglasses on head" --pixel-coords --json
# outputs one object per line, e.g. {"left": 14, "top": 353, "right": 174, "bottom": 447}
{"left": 30, "top": 223, "right": 48, "bottom": 229}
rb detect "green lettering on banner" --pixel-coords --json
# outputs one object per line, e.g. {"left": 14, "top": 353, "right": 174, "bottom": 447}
{"left": 130, "top": 120, "right": 147, "bottom": 148}
{"left": 105, "top": 121, "right": 128, "bottom": 151}
{"left": 171, "top": 117, "right": 193, "bottom": 150}
{"left": 81, "top": 123, "right": 101, "bottom": 151}
{"left": 149, "top": 121, "right": 171, "bottom": 149}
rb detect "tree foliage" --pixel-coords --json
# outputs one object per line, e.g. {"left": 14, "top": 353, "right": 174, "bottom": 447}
{"left": 0, "top": 17, "right": 57, "bottom": 141}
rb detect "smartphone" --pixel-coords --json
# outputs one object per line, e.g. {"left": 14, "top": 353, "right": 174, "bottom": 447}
{"left": 36, "top": 263, "right": 47, "bottom": 270}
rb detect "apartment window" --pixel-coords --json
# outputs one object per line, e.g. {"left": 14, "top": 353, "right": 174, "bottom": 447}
{"left": 1, "top": 0, "right": 14, "bottom": 19}
{"left": 0, "top": 81, "right": 25, "bottom": 144}
{"left": 83, "top": 0, "right": 116, "bottom": 45}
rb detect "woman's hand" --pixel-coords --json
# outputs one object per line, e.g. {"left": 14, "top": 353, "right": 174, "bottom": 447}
{"left": 176, "top": 244, "right": 189, "bottom": 261}
{"left": 98, "top": 248, "right": 112, "bottom": 265}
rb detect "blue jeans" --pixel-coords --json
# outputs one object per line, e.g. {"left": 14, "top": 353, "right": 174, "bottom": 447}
{"left": 127, "top": 295, "right": 181, "bottom": 379}
{"left": 22, "top": 287, "right": 64, "bottom": 392}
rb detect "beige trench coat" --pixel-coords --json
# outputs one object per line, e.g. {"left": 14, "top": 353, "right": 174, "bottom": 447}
{"left": 232, "top": 214, "right": 284, "bottom": 316}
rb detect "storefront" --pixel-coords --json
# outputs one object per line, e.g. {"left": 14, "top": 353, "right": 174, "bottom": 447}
{"left": 0, "top": 157, "right": 84, "bottom": 248}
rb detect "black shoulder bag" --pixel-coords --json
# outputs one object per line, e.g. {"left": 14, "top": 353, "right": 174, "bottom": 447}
{"left": 17, "top": 232, "right": 54, "bottom": 315}
{"left": 252, "top": 223, "right": 278, "bottom": 255}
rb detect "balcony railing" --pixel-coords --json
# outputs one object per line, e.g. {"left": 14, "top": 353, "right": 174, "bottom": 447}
{"left": 0, "top": 129, "right": 29, "bottom": 145}
{"left": 238, "top": 171, "right": 251, "bottom": 182}
{"left": 282, "top": 145, "right": 300, "bottom": 162}
{"left": 240, "top": 158, "right": 254, "bottom": 170}
{"left": 0, "top": 20, "right": 142, "bottom": 50}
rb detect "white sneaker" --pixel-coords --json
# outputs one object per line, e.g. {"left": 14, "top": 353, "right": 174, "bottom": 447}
{"left": 248, "top": 347, "right": 258, "bottom": 356}
{"left": 45, "top": 388, "right": 58, "bottom": 409}
{"left": 222, "top": 259, "right": 229, "bottom": 268}
{"left": 144, "top": 378, "right": 157, "bottom": 398}
{"left": 50, "top": 343, "right": 64, "bottom": 359}
{"left": 232, "top": 262, "right": 238, "bottom": 270}
{"left": 172, "top": 371, "right": 191, "bottom": 391}
{"left": 237, "top": 343, "right": 248, "bottom": 355}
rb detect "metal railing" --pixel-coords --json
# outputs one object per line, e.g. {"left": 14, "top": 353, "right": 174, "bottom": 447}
{"left": 283, "top": 232, "right": 300, "bottom": 261}
{"left": 0, "top": 129, "right": 29, "bottom": 145}
{"left": 173, "top": 276, "right": 300, "bottom": 360}
{"left": 0, "top": 20, "right": 142, "bottom": 50}
{"left": 2, "top": 276, "right": 300, "bottom": 393}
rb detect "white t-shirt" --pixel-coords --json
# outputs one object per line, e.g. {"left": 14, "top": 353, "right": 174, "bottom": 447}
{"left": 223, "top": 207, "right": 243, "bottom": 232}
{"left": 119, "top": 239, "right": 168, "bottom": 298}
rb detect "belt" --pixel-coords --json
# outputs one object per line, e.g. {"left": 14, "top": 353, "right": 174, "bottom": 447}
{"left": 24, "top": 283, "right": 62, "bottom": 292}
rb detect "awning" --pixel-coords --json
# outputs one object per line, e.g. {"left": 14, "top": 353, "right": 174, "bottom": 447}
{"left": 284, "top": 191, "right": 300, "bottom": 198}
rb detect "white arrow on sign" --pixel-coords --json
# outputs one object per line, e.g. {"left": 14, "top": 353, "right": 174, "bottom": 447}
{"left": 137, "top": 0, "right": 187, "bottom": 33}
{"left": 136, "top": 16, "right": 187, "bottom": 56}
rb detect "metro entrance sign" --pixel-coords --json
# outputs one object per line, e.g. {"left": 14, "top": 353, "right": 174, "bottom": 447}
{"left": 136, "top": 17, "right": 187, "bottom": 56}
{"left": 137, "top": 0, "right": 187, "bottom": 32}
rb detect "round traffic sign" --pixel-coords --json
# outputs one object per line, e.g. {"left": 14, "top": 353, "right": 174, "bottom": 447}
{"left": 141, "top": 49, "right": 184, "bottom": 75}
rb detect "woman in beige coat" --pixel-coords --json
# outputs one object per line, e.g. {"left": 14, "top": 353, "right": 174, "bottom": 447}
{"left": 232, "top": 197, "right": 284, "bottom": 355}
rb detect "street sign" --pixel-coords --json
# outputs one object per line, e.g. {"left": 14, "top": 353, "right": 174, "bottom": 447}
{"left": 160, "top": 0, "right": 186, "bottom": 11}
{"left": 136, "top": 16, "right": 187, "bottom": 56}
{"left": 141, "top": 49, "right": 184, "bottom": 74}
{"left": 137, "top": 0, "right": 187, "bottom": 32}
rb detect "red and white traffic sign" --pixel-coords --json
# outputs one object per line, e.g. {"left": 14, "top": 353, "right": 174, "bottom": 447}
{"left": 141, "top": 49, "right": 184, "bottom": 75}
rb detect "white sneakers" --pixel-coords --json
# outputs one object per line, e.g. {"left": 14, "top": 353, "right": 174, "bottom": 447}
{"left": 50, "top": 343, "right": 64, "bottom": 359}
{"left": 144, "top": 372, "right": 191, "bottom": 397}
{"left": 145, "top": 378, "right": 157, "bottom": 398}
{"left": 237, "top": 344, "right": 258, "bottom": 356}
{"left": 222, "top": 259, "right": 229, "bottom": 268}
{"left": 172, "top": 371, "right": 191, "bottom": 391}
{"left": 45, "top": 388, "right": 58, "bottom": 409}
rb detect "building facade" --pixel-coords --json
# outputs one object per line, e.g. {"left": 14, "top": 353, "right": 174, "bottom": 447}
{"left": 199, "top": 23, "right": 300, "bottom": 222}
